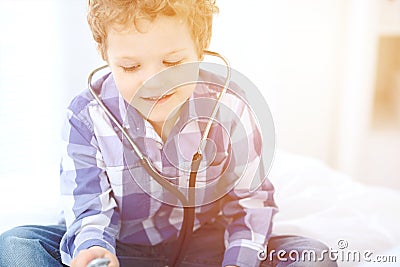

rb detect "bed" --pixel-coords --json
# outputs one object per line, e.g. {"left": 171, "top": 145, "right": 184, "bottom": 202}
{"left": 269, "top": 151, "right": 400, "bottom": 267}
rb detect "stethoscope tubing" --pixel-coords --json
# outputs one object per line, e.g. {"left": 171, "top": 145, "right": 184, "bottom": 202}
{"left": 87, "top": 50, "right": 231, "bottom": 266}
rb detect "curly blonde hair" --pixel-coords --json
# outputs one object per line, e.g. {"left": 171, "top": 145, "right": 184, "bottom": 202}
{"left": 87, "top": 0, "right": 219, "bottom": 60}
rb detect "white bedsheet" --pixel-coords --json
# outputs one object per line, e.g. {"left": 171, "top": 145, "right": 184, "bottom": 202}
{"left": 269, "top": 151, "right": 400, "bottom": 267}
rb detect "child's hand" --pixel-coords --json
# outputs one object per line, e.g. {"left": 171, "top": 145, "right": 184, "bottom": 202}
{"left": 70, "top": 246, "right": 119, "bottom": 267}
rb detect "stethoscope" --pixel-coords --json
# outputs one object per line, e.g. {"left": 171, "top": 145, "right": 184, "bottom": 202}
{"left": 87, "top": 50, "right": 231, "bottom": 267}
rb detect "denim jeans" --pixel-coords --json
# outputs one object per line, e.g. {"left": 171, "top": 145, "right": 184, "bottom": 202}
{"left": 0, "top": 220, "right": 337, "bottom": 267}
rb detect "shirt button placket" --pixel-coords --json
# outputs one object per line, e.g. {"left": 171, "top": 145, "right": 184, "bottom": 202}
{"left": 156, "top": 142, "right": 163, "bottom": 150}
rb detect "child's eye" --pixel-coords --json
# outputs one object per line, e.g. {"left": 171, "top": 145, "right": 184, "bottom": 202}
{"left": 163, "top": 60, "right": 183, "bottom": 67}
{"left": 121, "top": 65, "right": 141, "bottom": 72}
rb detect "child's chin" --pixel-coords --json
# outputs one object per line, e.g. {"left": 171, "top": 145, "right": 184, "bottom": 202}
{"left": 149, "top": 104, "right": 182, "bottom": 120}
{"left": 146, "top": 111, "right": 172, "bottom": 123}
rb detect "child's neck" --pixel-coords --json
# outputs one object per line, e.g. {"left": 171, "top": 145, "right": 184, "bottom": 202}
{"left": 150, "top": 110, "right": 180, "bottom": 143}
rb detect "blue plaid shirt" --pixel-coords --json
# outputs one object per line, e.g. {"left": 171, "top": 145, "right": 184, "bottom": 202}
{"left": 59, "top": 70, "right": 277, "bottom": 267}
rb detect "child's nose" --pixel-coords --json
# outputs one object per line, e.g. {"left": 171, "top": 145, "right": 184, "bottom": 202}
{"left": 141, "top": 66, "right": 174, "bottom": 96}
{"left": 139, "top": 65, "right": 172, "bottom": 93}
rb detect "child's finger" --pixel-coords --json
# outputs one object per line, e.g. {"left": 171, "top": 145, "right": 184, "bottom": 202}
{"left": 70, "top": 249, "right": 97, "bottom": 267}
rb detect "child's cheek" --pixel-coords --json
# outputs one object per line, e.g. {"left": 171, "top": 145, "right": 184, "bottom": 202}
{"left": 116, "top": 75, "right": 140, "bottom": 102}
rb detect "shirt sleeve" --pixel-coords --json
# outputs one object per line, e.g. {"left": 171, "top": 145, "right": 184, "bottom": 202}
{"left": 59, "top": 104, "right": 119, "bottom": 265}
{"left": 220, "top": 97, "right": 278, "bottom": 267}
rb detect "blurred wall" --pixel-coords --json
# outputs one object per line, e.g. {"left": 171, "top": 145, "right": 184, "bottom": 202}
{"left": 212, "top": 0, "right": 400, "bottom": 189}
{"left": 210, "top": 0, "right": 345, "bottom": 167}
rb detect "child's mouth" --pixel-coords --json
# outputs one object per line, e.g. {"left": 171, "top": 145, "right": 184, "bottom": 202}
{"left": 141, "top": 91, "right": 175, "bottom": 104}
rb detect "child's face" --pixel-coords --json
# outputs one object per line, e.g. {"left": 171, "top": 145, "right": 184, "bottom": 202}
{"left": 106, "top": 16, "right": 200, "bottom": 124}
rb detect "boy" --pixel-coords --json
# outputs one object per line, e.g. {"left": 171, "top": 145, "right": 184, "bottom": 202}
{"left": 0, "top": 1, "right": 337, "bottom": 266}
